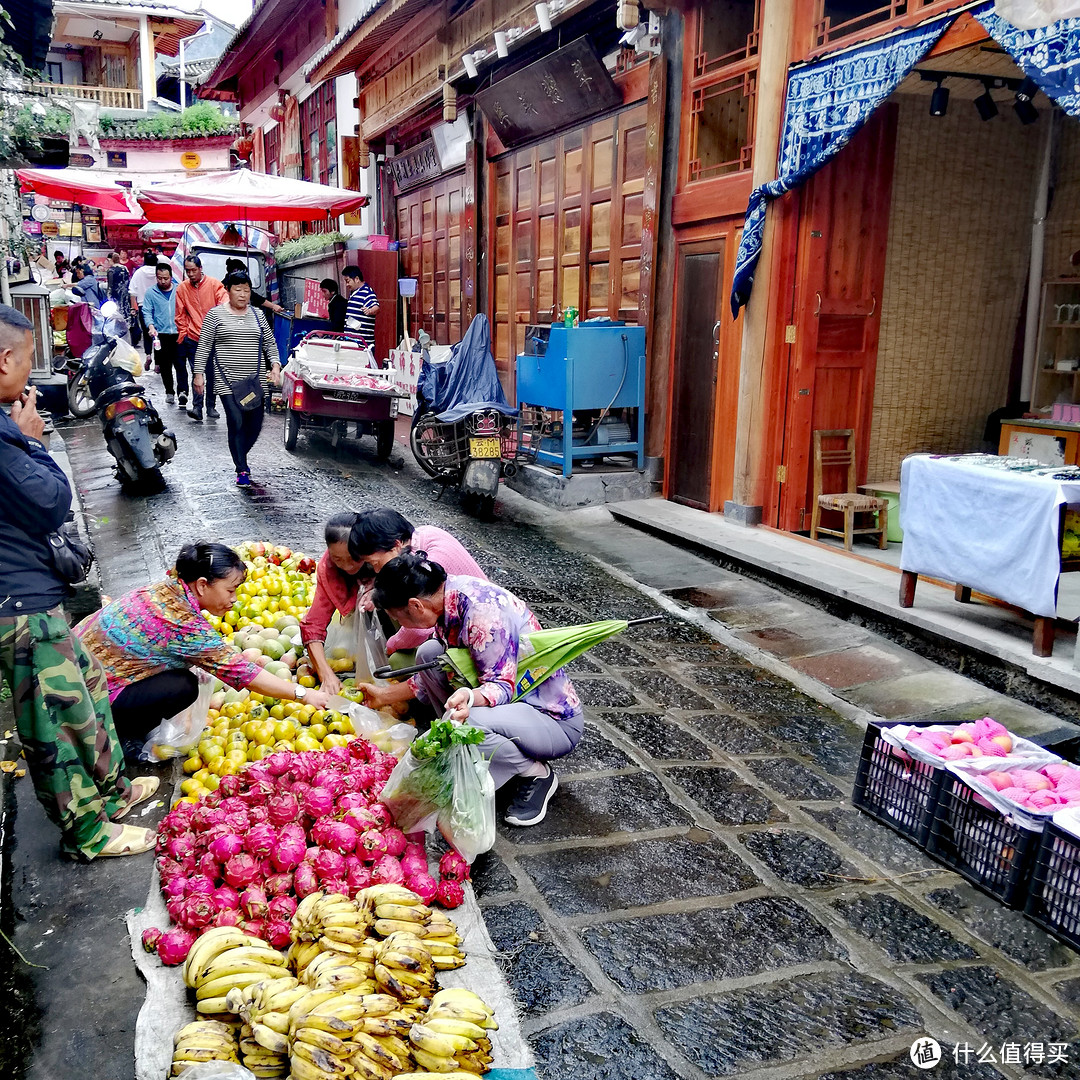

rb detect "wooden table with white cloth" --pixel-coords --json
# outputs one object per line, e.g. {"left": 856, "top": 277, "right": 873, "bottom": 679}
{"left": 898, "top": 453, "right": 1080, "bottom": 657}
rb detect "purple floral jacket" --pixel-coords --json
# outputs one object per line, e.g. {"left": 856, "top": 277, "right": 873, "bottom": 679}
{"left": 410, "top": 575, "right": 582, "bottom": 722}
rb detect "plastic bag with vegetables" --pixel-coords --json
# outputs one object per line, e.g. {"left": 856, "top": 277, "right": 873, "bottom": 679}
{"left": 378, "top": 719, "right": 495, "bottom": 861}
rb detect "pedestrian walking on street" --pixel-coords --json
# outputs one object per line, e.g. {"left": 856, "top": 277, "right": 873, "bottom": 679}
{"left": 302, "top": 508, "right": 486, "bottom": 693}
{"left": 129, "top": 250, "right": 166, "bottom": 369}
{"left": 142, "top": 263, "right": 187, "bottom": 407}
{"left": 106, "top": 251, "right": 132, "bottom": 331}
{"left": 360, "top": 552, "right": 582, "bottom": 827}
{"left": 76, "top": 542, "right": 330, "bottom": 753}
{"left": 193, "top": 271, "right": 281, "bottom": 487}
{"left": 0, "top": 305, "right": 157, "bottom": 859}
{"left": 343, "top": 265, "right": 379, "bottom": 347}
{"left": 176, "top": 255, "right": 226, "bottom": 422}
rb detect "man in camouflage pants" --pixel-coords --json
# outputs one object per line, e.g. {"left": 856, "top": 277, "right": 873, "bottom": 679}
{"left": 0, "top": 610, "right": 133, "bottom": 857}
{"left": 0, "top": 304, "right": 155, "bottom": 858}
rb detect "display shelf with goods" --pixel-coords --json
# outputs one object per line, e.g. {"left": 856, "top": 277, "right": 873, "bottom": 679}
{"left": 1031, "top": 280, "right": 1080, "bottom": 413}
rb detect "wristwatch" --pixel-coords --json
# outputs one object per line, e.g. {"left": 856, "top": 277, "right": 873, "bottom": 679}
{"left": 294, "top": 684, "right": 308, "bottom": 701}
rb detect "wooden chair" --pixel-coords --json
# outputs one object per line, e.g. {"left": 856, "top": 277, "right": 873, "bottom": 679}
{"left": 810, "top": 429, "right": 889, "bottom": 550}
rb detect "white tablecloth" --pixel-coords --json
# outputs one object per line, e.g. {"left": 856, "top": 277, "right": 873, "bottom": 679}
{"left": 899, "top": 454, "right": 1080, "bottom": 617}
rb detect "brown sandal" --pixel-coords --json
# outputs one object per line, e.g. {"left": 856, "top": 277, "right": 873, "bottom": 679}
{"left": 111, "top": 776, "right": 161, "bottom": 821}
{"left": 97, "top": 824, "right": 156, "bottom": 857}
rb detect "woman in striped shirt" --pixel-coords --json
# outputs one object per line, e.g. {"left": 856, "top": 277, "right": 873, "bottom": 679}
{"left": 193, "top": 270, "right": 281, "bottom": 487}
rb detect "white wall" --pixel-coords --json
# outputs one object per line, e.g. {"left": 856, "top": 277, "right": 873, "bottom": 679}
{"left": 80, "top": 144, "right": 232, "bottom": 172}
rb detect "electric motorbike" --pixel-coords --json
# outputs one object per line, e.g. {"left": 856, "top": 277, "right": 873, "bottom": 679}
{"left": 410, "top": 314, "right": 543, "bottom": 519}
{"left": 84, "top": 303, "right": 177, "bottom": 490}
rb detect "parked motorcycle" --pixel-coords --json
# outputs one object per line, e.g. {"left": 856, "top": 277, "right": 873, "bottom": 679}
{"left": 53, "top": 351, "right": 96, "bottom": 418}
{"left": 410, "top": 314, "right": 543, "bottom": 519}
{"left": 84, "top": 302, "right": 177, "bottom": 489}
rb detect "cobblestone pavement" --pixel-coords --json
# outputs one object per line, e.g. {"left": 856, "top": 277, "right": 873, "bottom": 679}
{"left": 59, "top": 392, "right": 1080, "bottom": 1080}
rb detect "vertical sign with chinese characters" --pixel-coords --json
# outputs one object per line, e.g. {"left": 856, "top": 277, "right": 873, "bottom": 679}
{"left": 475, "top": 38, "right": 622, "bottom": 149}
{"left": 638, "top": 57, "right": 665, "bottom": 345}
{"left": 303, "top": 279, "right": 329, "bottom": 319}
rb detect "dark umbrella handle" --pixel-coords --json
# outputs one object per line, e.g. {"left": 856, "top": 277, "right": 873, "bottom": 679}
{"left": 626, "top": 615, "right": 665, "bottom": 626}
{"left": 372, "top": 656, "right": 447, "bottom": 679}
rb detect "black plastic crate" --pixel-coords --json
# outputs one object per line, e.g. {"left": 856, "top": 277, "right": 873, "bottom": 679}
{"left": 928, "top": 771, "right": 1040, "bottom": 908}
{"left": 1025, "top": 819, "right": 1080, "bottom": 949}
{"left": 851, "top": 720, "right": 947, "bottom": 848}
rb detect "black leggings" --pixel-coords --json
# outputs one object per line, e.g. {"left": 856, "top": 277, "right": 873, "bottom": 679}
{"left": 111, "top": 668, "right": 198, "bottom": 746}
{"left": 220, "top": 392, "right": 264, "bottom": 475}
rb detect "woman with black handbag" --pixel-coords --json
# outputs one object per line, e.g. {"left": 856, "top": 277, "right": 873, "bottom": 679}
{"left": 193, "top": 270, "right": 281, "bottom": 487}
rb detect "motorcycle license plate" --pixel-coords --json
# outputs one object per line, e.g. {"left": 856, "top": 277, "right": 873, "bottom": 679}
{"left": 469, "top": 437, "right": 501, "bottom": 459}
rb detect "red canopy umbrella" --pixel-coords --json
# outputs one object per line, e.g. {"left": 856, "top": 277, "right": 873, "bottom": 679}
{"left": 103, "top": 207, "right": 148, "bottom": 228}
{"left": 136, "top": 169, "right": 367, "bottom": 223}
{"left": 16, "top": 167, "right": 136, "bottom": 214}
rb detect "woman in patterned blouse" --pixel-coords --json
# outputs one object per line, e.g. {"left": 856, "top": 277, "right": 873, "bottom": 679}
{"left": 76, "top": 542, "right": 329, "bottom": 753}
{"left": 359, "top": 552, "right": 583, "bottom": 828}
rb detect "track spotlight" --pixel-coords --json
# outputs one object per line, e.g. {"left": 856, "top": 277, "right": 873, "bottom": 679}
{"left": 929, "top": 80, "right": 949, "bottom": 117}
{"left": 535, "top": 3, "right": 552, "bottom": 32}
{"left": 974, "top": 84, "right": 998, "bottom": 121}
{"left": 462, "top": 52, "right": 478, "bottom": 78}
{"left": 1014, "top": 76, "right": 1039, "bottom": 125}
{"left": 494, "top": 30, "right": 509, "bottom": 58}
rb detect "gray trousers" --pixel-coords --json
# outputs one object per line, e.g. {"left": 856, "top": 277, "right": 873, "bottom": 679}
{"left": 412, "top": 638, "right": 583, "bottom": 789}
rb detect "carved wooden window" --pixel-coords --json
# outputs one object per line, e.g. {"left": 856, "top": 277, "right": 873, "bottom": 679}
{"left": 811, "top": 1, "right": 960, "bottom": 52}
{"left": 684, "top": 1, "right": 759, "bottom": 187}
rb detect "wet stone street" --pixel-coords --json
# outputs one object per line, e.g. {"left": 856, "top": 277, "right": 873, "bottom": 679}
{"left": 55, "top": 390, "right": 1080, "bottom": 1080}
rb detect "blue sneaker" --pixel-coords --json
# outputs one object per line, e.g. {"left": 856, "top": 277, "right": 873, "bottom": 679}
{"left": 236, "top": 471, "right": 252, "bottom": 487}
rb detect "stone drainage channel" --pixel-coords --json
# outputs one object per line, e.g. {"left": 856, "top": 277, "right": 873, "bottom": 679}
{"left": 4, "top": 387, "right": 1080, "bottom": 1080}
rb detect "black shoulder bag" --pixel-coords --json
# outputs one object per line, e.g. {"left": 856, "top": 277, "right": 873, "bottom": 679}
{"left": 214, "top": 311, "right": 268, "bottom": 413}
{"left": 48, "top": 519, "right": 94, "bottom": 585}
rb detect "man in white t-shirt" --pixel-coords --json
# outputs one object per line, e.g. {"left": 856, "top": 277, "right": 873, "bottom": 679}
{"left": 129, "top": 250, "right": 165, "bottom": 366}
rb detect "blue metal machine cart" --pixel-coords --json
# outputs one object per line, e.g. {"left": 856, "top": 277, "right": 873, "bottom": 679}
{"left": 515, "top": 320, "right": 646, "bottom": 478}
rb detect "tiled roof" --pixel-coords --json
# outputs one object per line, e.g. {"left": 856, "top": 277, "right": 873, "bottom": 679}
{"left": 303, "top": 0, "right": 386, "bottom": 79}
{"left": 101, "top": 118, "right": 239, "bottom": 139}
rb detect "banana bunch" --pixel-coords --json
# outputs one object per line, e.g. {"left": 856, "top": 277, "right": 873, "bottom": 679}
{"left": 171, "top": 1019, "right": 240, "bottom": 1075}
{"left": 183, "top": 928, "right": 291, "bottom": 1016}
{"left": 425, "top": 909, "right": 465, "bottom": 969}
{"left": 287, "top": 940, "right": 324, "bottom": 982}
{"left": 288, "top": 991, "right": 405, "bottom": 1080}
{"left": 406, "top": 989, "right": 497, "bottom": 1076}
{"left": 239, "top": 1021, "right": 290, "bottom": 1078}
{"left": 373, "top": 930, "right": 437, "bottom": 1002}
{"left": 226, "top": 973, "right": 309, "bottom": 1074}
{"left": 293, "top": 892, "right": 372, "bottom": 955}
{"left": 302, "top": 944, "right": 377, "bottom": 993}
{"left": 370, "top": 890, "right": 431, "bottom": 938}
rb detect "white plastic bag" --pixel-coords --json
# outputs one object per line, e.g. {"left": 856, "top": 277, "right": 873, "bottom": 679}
{"left": 438, "top": 743, "right": 496, "bottom": 862}
{"left": 323, "top": 611, "right": 359, "bottom": 674}
{"left": 111, "top": 336, "right": 142, "bottom": 375}
{"left": 995, "top": 0, "right": 1080, "bottom": 28}
{"left": 139, "top": 668, "right": 213, "bottom": 761}
{"left": 360, "top": 609, "right": 389, "bottom": 677}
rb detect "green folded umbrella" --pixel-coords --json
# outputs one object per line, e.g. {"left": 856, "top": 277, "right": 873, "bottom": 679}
{"left": 376, "top": 617, "right": 658, "bottom": 701}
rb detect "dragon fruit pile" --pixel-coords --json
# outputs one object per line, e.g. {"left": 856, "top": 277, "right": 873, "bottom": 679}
{"left": 906, "top": 717, "right": 1016, "bottom": 760}
{"left": 974, "top": 761, "right": 1080, "bottom": 812}
{"left": 155, "top": 739, "right": 471, "bottom": 950}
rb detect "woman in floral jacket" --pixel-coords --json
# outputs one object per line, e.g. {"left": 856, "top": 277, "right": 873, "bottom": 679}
{"left": 359, "top": 552, "right": 583, "bottom": 827}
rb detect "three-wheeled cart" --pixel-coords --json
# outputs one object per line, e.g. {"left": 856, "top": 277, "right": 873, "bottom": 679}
{"left": 281, "top": 332, "right": 405, "bottom": 458}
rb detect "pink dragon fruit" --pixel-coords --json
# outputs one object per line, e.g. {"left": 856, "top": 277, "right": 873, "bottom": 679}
{"left": 213, "top": 909, "right": 243, "bottom": 928}
{"left": 322, "top": 821, "right": 358, "bottom": 856}
{"left": 141, "top": 927, "right": 163, "bottom": 953}
{"left": 439, "top": 850, "right": 471, "bottom": 882}
{"left": 268, "top": 895, "right": 297, "bottom": 922}
{"left": 358, "top": 829, "right": 388, "bottom": 860}
{"left": 381, "top": 827, "right": 407, "bottom": 858}
{"left": 267, "top": 792, "right": 300, "bottom": 826}
{"left": 211, "top": 885, "right": 241, "bottom": 912}
{"left": 405, "top": 872, "right": 439, "bottom": 904}
{"left": 223, "top": 852, "right": 260, "bottom": 889}
{"left": 266, "top": 920, "right": 292, "bottom": 949}
{"left": 436, "top": 878, "right": 466, "bottom": 909}
{"left": 264, "top": 872, "right": 294, "bottom": 898}
{"left": 181, "top": 893, "right": 215, "bottom": 929}
{"left": 370, "top": 854, "right": 405, "bottom": 885}
{"left": 293, "top": 863, "right": 319, "bottom": 897}
{"left": 240, "top": 886, "right": 269, "bottom": 920}
{"left": 312, "top": 848, "right": 347, "bottom": 881}
{"left": 208, "top": 834, "right": 245, "bottom": 862}
{"left": 244, "top": 823, "right": 278, "bottom": 859}
{"left": 157, "top": 928, "right": 196, "bottom": 966}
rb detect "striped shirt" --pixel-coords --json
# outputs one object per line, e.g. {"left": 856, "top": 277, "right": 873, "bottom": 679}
{"left": 345, "top": 283, "right": 378, "bottom": 346}
{"left": 195, "top": 303, "right": 276, "bottom": 397}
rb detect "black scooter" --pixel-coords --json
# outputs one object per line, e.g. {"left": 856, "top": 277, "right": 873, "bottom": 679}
{"left": 84, "top": 306, "right": 177, "bottom": 489}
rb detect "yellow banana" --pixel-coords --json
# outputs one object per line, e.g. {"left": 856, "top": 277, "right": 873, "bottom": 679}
{"left": 319, "top": 938, "right": 359, "bottom": 956}
{"left": 197, "top": 972, "right": 277, "bottom": 1001}
{"left": 351, "top": 1030, "right": 399, "bottom": 1069}
{"left": 410, "top": 1046, "right": 461, "bottom": 1073}
{"left": 251, "top": 1022, "right": 289, "bottom": 1054}
{"left": 431, "top": 955, "right": 466, "bottom": 971}
{"left": 320, "top": 925, "right": 369, "bottom": 946}
{"left": 174, "top": 1036, "right": 237, "bottom": 1056}
{"left": 195, "top": 996, "right": 235, "bottom": 1015}
{"left": 421, "top": 939, "right": 462, "bottom": 958}
{"left": 174, "top": 1019, "right": 233, "bottom": 1040}
{"left": 264, "top": 984, "right": 310, "bottom": 1014}
{"left": 355, "top": 1016, "right": 409, "bottom": 1037}
{"left": 348, "top": 1053, "right": 395, "bottom": 1080}
{"left": 286, "top": 1051, "right": 336, "bottom": 1080}
{"left": 291, "top": 1040, "right": 351, "bottom": 1075}
{"left": 377, "top": 951, "right": 430, "bottom": 975}
{"left": 410, "top": 1024, "right": 478, "bottom": 1055}
{"left": 195, "top": 950, "right": 288, "bottom": 986}
{"left": 182, "top": 927, "right": 257, "bottom": 984}
{"left": 315, "top": 968, "right": 372, "bottom": 992}
{"left": 171, "top": 1047, "right": 236, "bottom": 1064}
{"left": 293, "top": 1025, "right": 351, "bottom": 1056}
{"left": 361, "top": 884, "right": 422, "bottom": 905}
{"left": 374, "top": 918, "right": 428, "bottom": 938}
{"left": 258, "top": 1011, "right": 291, "bottom": 1036}
{"left": 374, "top": 903, "right": 430, "bottom": 922}
{"left": 293, "top": 892, "right": 324, "bottom": 922}
{"left": 423, "top": 1018, "right": 489, "bottom": 1041}
{"left": 287, "top": 988, "right": 341, "bottom": 1026}
{"left": 369, "top": 1033, "right": 413, "bottom": 1070}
